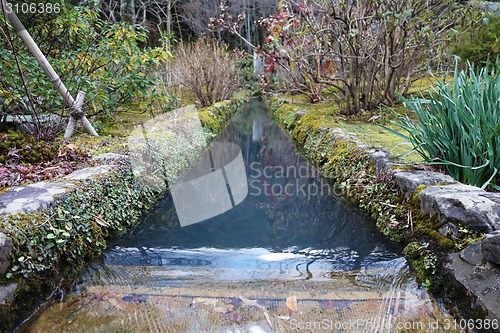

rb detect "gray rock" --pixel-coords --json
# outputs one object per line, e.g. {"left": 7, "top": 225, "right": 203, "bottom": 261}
{"left": 419, "top": 184, "right": 500, "bottom": 231}
{"left": 438, "top": 222, "right": 459, "bottom": 240}
{"left": 0, "top": 182, "right": 74, "bottom": 215}
{"left": 481, "top": 192, "right": 500, "bottom": 205}
{"left": 92, "top": 153, "right": 130, "bottom": 163}
{"left": 458, "top": 240, "right": 484, "bottom": 266}
{"left": 481, "top": 231, "right": 500, "bottom": 265}
{"left": 64, "top": 165, "right": 113, "bottom": 180}
{"left": 0, "top": 283, "right": 18, "bottom": 305}
{"left": 394, "top": 170, "right": 456, "bottom": 197}
{"left": 368, "top": 148, "right": 392, "bottom": 174}
{"left": 448, "top": 247, "right": 500, "bottom": 320}
{"left": 0, "top": 233, "right": 13, "bottom": 276}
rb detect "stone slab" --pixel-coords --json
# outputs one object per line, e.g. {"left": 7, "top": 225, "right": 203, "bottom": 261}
{"left": 367, "top": 149, "right": 393, "bottom": 174}
{"left": 64, "top": 165, "right": 113, "bottom": 180}
{"left": 448, "top": 244, "right": 500, "bottom": 320}
{"left": 419, "top": 184, "right": 500, "bottom": 231}
{"left": 394, "top": 170, "right": 456, "bottom": 196}
{"left": 0, "top": 233, "right": 12, "bottom": 276}
{"left": 0, "top": 182, "right": 74, "bottom": 215}
{"left": 481, "top": 231, "right": 500, "bottom": 265}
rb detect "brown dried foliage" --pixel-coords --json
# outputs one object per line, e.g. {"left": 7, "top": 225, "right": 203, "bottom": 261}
{"left": 173, "top": 37, "right": 240, "bottom": 107}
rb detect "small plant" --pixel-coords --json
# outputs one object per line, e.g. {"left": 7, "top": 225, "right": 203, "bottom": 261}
{"left": 386, "top": 59, "right": 500, "bottom": 190}
{"left": 0, "top": 130, "right": 59, "bottom": 164}
{"left": 173, "top": 36, "right": 240, "bottom": 107}
{"left": 422, "top": 279, "right": 432, "bottom": 290}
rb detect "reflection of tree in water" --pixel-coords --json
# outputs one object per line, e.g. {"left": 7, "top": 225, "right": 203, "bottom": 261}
{"left": 120, "top": 100, "right": 400, "bottom": 271}
{"left": 219, "top": 100, "right": 394, "bottom": 269}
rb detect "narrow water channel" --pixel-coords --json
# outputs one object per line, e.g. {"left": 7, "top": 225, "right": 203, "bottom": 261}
{"left": 21, "top": 101, "right": 460, "bottom": 333}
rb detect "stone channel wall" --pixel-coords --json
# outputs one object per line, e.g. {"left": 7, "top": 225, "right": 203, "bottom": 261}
{"left": 267, "top": 98, "right": 500, "bottom": 323}
{"left": 0, "top": 97, "right": 245, "bottom": 333}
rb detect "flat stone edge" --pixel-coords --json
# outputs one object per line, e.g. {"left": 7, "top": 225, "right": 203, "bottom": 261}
{"left": 0, "top": 154, "right": 129, "bottom": 306}
{"left": 284, "top": 102, "right": 500, "bottom": 238}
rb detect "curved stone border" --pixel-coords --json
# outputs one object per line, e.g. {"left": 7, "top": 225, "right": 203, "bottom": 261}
{"left": 0, "top": 96, "right": 246, "bottom": 333}
{"left": 267, "top": 98, "right": 500, "bottom": 323}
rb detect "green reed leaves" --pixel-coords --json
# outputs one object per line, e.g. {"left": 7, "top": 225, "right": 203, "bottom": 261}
{"left": 386, "top": 59, "right": 500, "bottom": 190}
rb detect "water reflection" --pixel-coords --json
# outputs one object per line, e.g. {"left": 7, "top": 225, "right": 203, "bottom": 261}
{"left": 20, "top": 101, "right": 460, "bottom": 333}
{"left": 120, "top": 100, "right": 401, "bottom": 271}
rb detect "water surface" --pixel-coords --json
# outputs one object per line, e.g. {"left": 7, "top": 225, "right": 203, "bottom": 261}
{"left": 22, "top": 101, "right": 460, "bottom": 333}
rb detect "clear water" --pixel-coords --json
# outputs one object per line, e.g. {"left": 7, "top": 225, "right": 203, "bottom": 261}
{"left": 20, "top": 101, "right": 461, "bottom": 333}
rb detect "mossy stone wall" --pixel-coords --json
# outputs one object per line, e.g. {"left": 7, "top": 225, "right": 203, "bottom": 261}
{"left": 267, "top": 97, "right": 496, "bottom": 322}
{"left": 0, "top": 96, "right": 246, "bottom": 333}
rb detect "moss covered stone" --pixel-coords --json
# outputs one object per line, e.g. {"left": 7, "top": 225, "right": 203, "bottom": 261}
{"left": 266, "top": 95, "right": 495, "bottom": 322}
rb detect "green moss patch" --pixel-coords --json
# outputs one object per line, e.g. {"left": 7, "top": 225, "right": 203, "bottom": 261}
{"left": 271, "top": 96, "right": 422, "bottom": 163}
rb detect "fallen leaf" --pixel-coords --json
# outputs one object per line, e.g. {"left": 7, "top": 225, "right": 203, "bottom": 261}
{"left": 93, "top": 214, "right": 110, "bottom": 227}
{"left": 239, "top": 296, "right": 265, "bottom": 310}
{"left": 66, "top": 144, "right": 78, "bottom": 150}
{"left": 286, "top": 296, "right": 298, "bottom": 313}
{"left": 264, "top": 311, "right": 272, "bottom": 328}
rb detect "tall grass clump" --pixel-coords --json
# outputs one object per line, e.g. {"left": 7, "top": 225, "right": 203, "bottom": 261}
{"left": 388, "top": 60, "right": 499, "bottom": 190}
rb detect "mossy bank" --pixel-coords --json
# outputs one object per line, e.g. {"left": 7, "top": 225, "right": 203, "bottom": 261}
{"left": 266, "top": 96, "right": 500, "bottom": 325}
{"left": 0, "top": 96, "right": 246, "bottom": 333}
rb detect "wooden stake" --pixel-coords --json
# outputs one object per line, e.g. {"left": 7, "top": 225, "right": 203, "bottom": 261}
{"left": 1, "top": 0, "right": 98, "bottom": 139}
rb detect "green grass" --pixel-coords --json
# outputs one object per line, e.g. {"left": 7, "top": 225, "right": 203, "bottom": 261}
{"left": 338, "top": 122, "right": 422, "bottom": 163}
{"left": 279, "top": 94, "right": 423, "bottom": 163}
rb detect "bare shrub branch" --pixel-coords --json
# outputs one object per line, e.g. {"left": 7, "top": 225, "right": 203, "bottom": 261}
{"left": 173, "top": 36, "right": 240, "bottom": 107}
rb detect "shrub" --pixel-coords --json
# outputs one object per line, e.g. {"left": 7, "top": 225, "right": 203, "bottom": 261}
{"left": 254, "top": 0, "right": 467, "bottom": 115}
{"left": 0, "top": 5, "right": 168, "bottom": 138}
{"left": 387, "top": 60, "right": 500, "bottom": 190}
{"left": 173, "top": 37, "right": 240, "bottom": 107}
{"left": 453, "top": 13, "right": 500, "bottom": 66}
